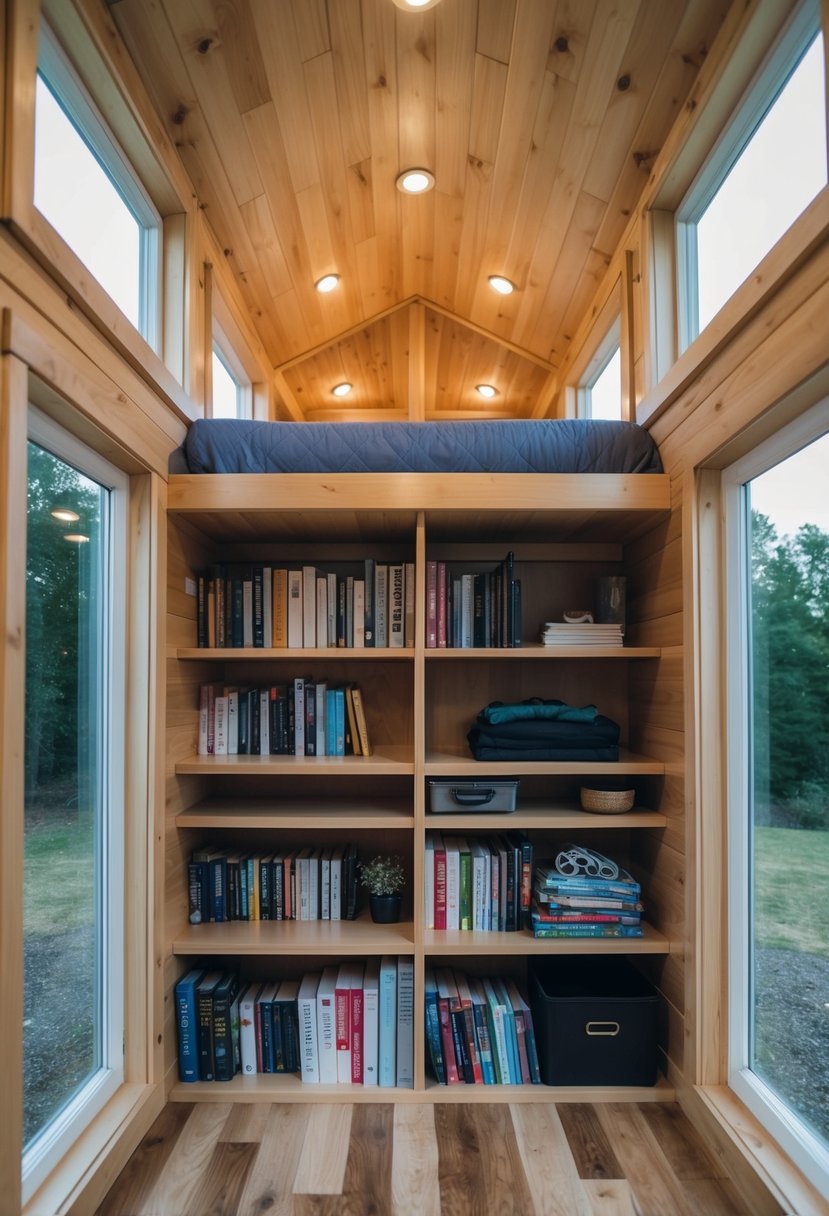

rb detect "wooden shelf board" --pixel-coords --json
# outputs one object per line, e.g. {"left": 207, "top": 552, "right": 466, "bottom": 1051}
{"left": 424, "top": 805, "right": 667, "bottom": 830}
{"left": 175, "top": 746, "right": 414, "bottom": 776}
{"left": 425, "top": 646, "right": 660, "bottom": 659}
{"left": 172, "top": 915, "right": 416, "bottom": 956}
{"left": 424, "top": 750, "right": 665, "bottom": 776}
{"left": 168, "top": 1074, "right": 675, "bottom": 1104}
{"left": 176, "top": 646, "right": 415, "bottom": 661}
{"left": 177, "top": 798, "right": 414, "bottom": 829}
{"left": 422, "top": 923, "right": 670, "bottom": 955}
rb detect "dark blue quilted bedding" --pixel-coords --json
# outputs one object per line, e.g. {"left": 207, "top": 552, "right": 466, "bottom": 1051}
{"left": 175, "top": 418, "right": 662, "bottom": 475}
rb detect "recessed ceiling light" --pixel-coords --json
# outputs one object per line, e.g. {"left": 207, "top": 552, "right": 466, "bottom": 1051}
{"left": 332, "top": 382, "right": 353, "bottom": 397}
{"left": 391, "top": 0, "right": 442, "bottom": 9}
{"left": 315, "top": 274, "right": 340, "bottom": 294}
{"left": 488, "top": 275, "right": 515, "bottom": 295}
{"left": 63, "top": 533, "right": 90, "bottom": 544}
{"left": 396, "top": 168, "right": 435, "bottom": 194}
{"left": 51, "top": 507, "right": 80, "bottom": 522}
{"left": 476, "top": 384, "right": 499, "bottom": 399}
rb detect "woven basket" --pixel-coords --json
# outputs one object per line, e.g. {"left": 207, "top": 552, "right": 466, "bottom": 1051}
{"left": 579, "top": 786, "right": 635, "bottom": 814}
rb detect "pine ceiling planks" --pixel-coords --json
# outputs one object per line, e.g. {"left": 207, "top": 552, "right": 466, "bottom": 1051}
{"left": 111, "top": 0, "right": 731, "bottom": 418}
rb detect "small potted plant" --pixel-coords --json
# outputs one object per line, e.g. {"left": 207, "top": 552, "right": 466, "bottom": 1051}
{"left": 359, "top": 854, "right": 405, "bottom": 923}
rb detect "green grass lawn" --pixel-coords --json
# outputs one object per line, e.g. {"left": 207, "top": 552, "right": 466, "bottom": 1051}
{"left": 24, "top": 813, "right": 95, "bottom": 936}
{"left": 755, "top": 826, "right": 829, "bottom": 959}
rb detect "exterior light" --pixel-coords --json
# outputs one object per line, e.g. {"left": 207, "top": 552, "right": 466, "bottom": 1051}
{"left": 396, "top": 169, "right": 435, "bottom": 195}
{"left": 488, "top": 275, "right": 515, "bottom": 295}
{"left": 476, "top": 384, "right": 498, "bottom": 399}
{"left": 51, "top": 507, "right": 80, "bottom": 522}
{"left": 332, "top": 383, "right": 353, "bottom": 397}
{"left": 315, "top": 274, "right": 340, "bottom": 294}
{"left": 391, "top": 0, "right": 442, "bottom": 9}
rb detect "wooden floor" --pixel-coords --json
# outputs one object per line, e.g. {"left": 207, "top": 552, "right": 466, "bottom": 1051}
{"left": 95, "top": 1100, "right": 756, "bottom": 1216}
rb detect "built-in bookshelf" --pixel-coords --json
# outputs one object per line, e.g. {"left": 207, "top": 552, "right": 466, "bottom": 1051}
{"left": 166, "top": 472, "right": 674, "bottom": 1102}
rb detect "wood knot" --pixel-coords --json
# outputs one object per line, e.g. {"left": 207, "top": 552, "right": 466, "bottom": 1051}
{"left": 617, "top": 74, "right": 631, "bottom": 91}
{"left": 172, "top": 105, "right": 187, "bottom": 125}
{"left": 554, "top": 35, "right": 569, "bottom": 53}
{"left": 197, "top": 37, "right": 213, "bottom": 55}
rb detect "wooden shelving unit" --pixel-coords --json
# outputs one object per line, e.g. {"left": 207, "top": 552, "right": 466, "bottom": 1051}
{"left": 166, "top": 471, "right": 673, "bottom": 1103}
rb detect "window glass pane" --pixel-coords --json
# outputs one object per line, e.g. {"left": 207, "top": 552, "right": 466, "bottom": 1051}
{"left": 697, "top": 35, "right": 826, "bottom": 330}
{"left": 747, "top": 430, "right": 829, "bottom": 1151}
{"left": 588, "top": 347, "right": 621, "bottom": 420}
{"left": 34, "top": 75, "right": 141, "bottom": 328}
{"left": 24, "top": 443, "right": 106, "bottom": 1148}
{"left": 212, "top": 348, "right": 241, "bottom": 419}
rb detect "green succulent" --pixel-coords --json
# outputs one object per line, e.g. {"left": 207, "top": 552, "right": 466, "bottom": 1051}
{"left": 359, "top": 854, "right": 405, "bottom": 896}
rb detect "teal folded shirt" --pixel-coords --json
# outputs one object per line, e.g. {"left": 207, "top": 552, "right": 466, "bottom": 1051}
{"left": 479, "top": 700, "right": 598, "bottom": 726}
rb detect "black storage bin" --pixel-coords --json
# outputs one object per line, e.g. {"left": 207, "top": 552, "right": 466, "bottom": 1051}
{"left": 528, "top": 956, "right": 658, "bottom": 1087}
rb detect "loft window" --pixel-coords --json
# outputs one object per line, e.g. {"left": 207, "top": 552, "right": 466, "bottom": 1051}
{"left": 724, "top": 404, "right": 829, "bottom": 1196}
{"left": 211, "top": 341, "right": 252, "bottom": 420}
{"left": 22, "top": 411, "right": 127, "bottom": 1202}
{"left": 677, "top": 4, "right": 826, "bottom": 348}
{"left": 34, "top": 24, "right": 161, "bottom": 346}
{"left": 576, "top": 317, "right": 622, "bottom": 421}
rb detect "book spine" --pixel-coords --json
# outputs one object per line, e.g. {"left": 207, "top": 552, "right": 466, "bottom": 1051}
{"left": 302, "top": 566, "right": 317, "bottom": 647}
{"left": 362, "top": 960, "right": 380, "bottom": 1088}
{"left": 298, "top": 985, "right": 320, "bottom": 1083}
{"left": 253, "top": 565, "right": 264, "bottom": 647}
{"left": 378, "top": 957, "right": 397, "bottom": 1088}
{"left": 363, "top": 558, "right": 375, "bottom": 646}
{"left": 273, "top": 568, "right": 288, "bottom": 646}
{"left": 374, "top": 564, "right": 388, "bottom": 647}
{"left": 396, "top": 957, "right": 414, "bottom": 1088}
{"left": 287, "top": 569, "right": 303, "bottom": 648}
{"left": 317, "top": 973, "right": 338, "bottom": 1084}
{"left": 239, "top": 985, "right": 259, "bottom": 1076}
{"left": 350, "top": 979, "right": 364, "bottom": 1084}
{"left": 436, "top": 562, "right": 447, "bottom": 648}
{"left": 404, "top": 562, "right": 415, "bottom": 648}
{"left": 426, "top": 560, "right": 438, "bottom": 648}
{"left": 389, "top": 563, "right": 404, "bottom": 648}
{"left": 175, "top": 973, "right": 202, "bottom": 1082}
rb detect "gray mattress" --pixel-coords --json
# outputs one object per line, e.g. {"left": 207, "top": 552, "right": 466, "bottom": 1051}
{"left": 173, "top": 418, "right": 662, "bottom": 476}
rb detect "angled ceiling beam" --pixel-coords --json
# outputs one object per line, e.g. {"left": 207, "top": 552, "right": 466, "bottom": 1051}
{"left": 273, "top": 368, "right": 306, "bottom": 421}
{"left": 408, "top": 301, "right": 426, "bottom": 421}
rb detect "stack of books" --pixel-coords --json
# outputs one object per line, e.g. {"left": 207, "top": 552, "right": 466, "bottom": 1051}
{"left": 424, "top": 832, "right": 532, "bottom": 932}
{"left": 531, "top": 848, "right": 644, "bottom": 938}
{"left": 539, "top": 622, "right": 623, "bottom": 647}
{"left": 424, "top": 967, "right": 540, "bottom": 1085}
{"left": 175, "top": 955, "right": 414, "bottom": 1087}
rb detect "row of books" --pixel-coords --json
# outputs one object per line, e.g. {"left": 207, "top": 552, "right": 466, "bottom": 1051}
{"left": 531, "top": 848, "right": 645, "bottom": 938}
{"left": 424, "top": 832, "right": 533, "bottom": 932}
{"left": 196, "top": 561, "right": 415, "bottom": 649}
{"left": 198, "top": 678, "right": 372, "bottom": 757}
{"left": 426, "top": 552, "right": 521, "bottom": 648}
{"left": 176, "top": 957, "right": 414, "bottom": 1086}
{"left": 425, "top": 968, "right": 540, "bottom": 1085}
{"left": 188, "top": 842, "right": 360, "bottom": 924}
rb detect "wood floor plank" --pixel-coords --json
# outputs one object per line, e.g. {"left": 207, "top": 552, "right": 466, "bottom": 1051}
{"left": 182, "top": 1140, "right": 258, "bottom": 1216}
{"left": 582, "top": 1179, "right": 639, "bottom": 1216}
{"left": 510, "top": 1102, "right": 593, "bottom": 1216}
{"left": 636, "top": 1101, "right": 723, "bottom": 1180}
{"left": 219, "top": 1100, "right": 274, "bottom": 1143}
{"left": 140, "top": 1103, "right": 232, "bottom": 1216}
{"left": 95, "top": 1103, "right": 194, "bottom": 1216}
{"left": 294, "top": 1104, "right": 395, "bottom": 1216}
{"left": 392, "top": 1105, "right": 441, "bottom": 1216}
{"left": 292, "top": 1103, "right": 353, "bottom": 1195}
{"left": 236, "top": 1104, "right": 309, "bottom": 1216}
{"left": 595, "top": 1103, "right": 698, "bottom": 1216}
{"left": 435, "top": 1104, "right": 535, "bottom": 1216}
{"left": 683, "top": 1178, "right": 756, "bottom": 1216}
{"left": 557, "top": 1103, "right": 624, "bottom": 1180}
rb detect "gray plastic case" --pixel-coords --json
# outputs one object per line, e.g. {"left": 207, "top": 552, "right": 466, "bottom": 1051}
{"left": 428, "top": 779, "right": 519, "bottom": 813}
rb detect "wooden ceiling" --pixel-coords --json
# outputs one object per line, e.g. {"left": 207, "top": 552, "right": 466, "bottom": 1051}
{"left": 111, "top": 0, "right": 731, "bottom": 419}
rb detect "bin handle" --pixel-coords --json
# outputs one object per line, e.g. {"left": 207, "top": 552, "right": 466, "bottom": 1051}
{"left": 585, "top": 1021, "right": 620, "bottom": 1037}
{"left": 451, "top": 787, "right": 496, "bottom": 806}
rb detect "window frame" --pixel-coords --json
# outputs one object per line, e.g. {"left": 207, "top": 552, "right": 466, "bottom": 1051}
{"left": 21, "top": 409, "right": 128, "bottom": 1205}
{"left": 722, "top": 398, "right": 829, "bottom": 1199}
{"left": 676, "top": 0, "right": 824, "bottom": 352}
{"left": 577, "top": 327, "right": 622, "bottom": 421}
{"left": 211, "top": 331, "right": 253, "bottom": 420}
{"left": 36, "top": 23, "right": 162, "bottom": 351}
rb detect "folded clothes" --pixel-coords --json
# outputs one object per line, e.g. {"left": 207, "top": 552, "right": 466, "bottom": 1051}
{"left": 467, "top": 705, "right": 620, "bottom": 761}
{"left": 469, "top": 744, "right": 620, "bottom": 761}
{"left": 478, "top": 699, "right": 599, "bottom": 726}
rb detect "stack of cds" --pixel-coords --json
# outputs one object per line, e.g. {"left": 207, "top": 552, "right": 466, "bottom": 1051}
{"left": 540, "top": 622, "right": 623, "bottom": 647}
{"left": 531, "top": 845, "right": 643, "bottom": 938}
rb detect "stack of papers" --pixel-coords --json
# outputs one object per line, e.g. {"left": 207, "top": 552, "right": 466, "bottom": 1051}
{"left": 540, "top": 622, "right": 623, "bottom": 646}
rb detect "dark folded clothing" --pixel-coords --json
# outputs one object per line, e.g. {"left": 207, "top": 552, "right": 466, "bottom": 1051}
{"left": 467, "top": 707, "right": 620, "bottom": 762}
{"left": 469, "top": 744, "right": 620, "bottom": 761}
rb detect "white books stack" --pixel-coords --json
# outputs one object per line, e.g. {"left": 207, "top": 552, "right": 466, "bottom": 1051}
{"left": 540, "top": 622, "right": 623, "bottom": 647}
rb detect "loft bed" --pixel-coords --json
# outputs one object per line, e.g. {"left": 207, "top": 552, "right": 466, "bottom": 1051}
{"left": 166, "top": 418, "right": 670, "bottom": 542}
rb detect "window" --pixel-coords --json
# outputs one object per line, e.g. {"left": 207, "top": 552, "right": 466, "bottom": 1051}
{"left": 724, "top": 404, "right": 829, "bottom": 1195}
{"left": 34, "top": 25, "right": 161, "bottom": 345}
{"left": 678, "top": 5, "right": 826, "bottom": 346}
{"left": 22, "top": 412, "right": 127, "bottom": 1201}
{"left": 211, "top": 340, "right": 252, "bottom": 420}
{"left": 575, "top": 317, "right": 622, "bottom": 421}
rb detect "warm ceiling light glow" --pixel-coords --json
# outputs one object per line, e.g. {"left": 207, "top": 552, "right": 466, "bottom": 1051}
{"left": 315, "top": 274, "right": 340, "bottom": 293}
{"left": 63, "top": 533, "right": 90, "bottom": 544}
{"left": 396, "top": 168, "right": 435, "bottom": 194}
{"left": 488, "top": 275, "right": 515, "bottom": 295}
{"left": 391, "top": 0, "right": 442, "bottom": 9}
{"left": 51, "top": 507, "right": 80, "bottom": 522}
{"left": 476, "top": 384, "right": 498, "bottom": 399}
{"left": 332, "top": 382, "right": 353, "bottom": 397}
